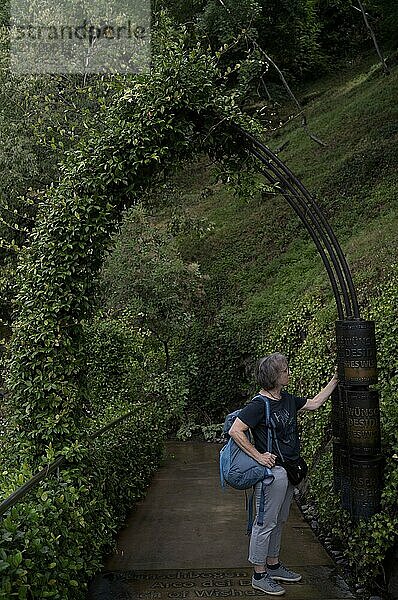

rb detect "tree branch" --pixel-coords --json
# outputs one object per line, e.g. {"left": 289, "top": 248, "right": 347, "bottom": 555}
{"left": 215, "top": 0, "right": 327, "bottom": 147}
{"left": 356, "top": 1, "right": 390, "bottom": 75}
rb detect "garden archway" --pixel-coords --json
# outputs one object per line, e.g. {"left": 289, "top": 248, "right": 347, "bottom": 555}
{"left": 5, "top": 47, "right": 381, "bottom": 518}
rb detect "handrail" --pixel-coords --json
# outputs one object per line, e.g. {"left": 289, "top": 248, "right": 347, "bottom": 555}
{"left": 90, "top": 410, "right": 136, "bottom": 440}
{"left": 0, "top": 409, "right": 136, "bottom": 517}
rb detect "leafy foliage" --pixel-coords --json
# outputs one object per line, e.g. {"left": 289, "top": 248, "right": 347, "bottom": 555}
{"left": 316, "top": 0, "right": 364, "bottom": 61}
{"left": 187, "top": 310, "right": 255, "bottom": 421}
{"left": 0, "top": 36, "right": 120, "bottom": 330}
{"left": 3, "top": 14, "right": 257, "bottom": 461}
{"left": 195, "top": 0, "right": 320, "bottom": 86}
{"left": 376, "top": 0, "right": 398, "bottom": 46}
{"left": 0, "top": 13, "right": 257, "bottom": 597}
{"left": 1, "top": 285, "right": 189, "bottom": 598}
{"left": 100, "top": 206, "right": 205, "bottom": 370}
{"left": 82, "top": 317, "right": 153, "bottom": 421}
{"left": 0, "top": 401, "right": 169, "bottom": 599}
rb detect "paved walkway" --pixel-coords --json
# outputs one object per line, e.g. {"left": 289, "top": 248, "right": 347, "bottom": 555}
{"left": 88, "top": 441, "right": 354, "bottom": 600}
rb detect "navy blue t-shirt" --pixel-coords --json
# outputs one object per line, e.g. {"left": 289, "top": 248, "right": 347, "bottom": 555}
{"left": 238, "top": 391, "right": 307, "bottom": 461}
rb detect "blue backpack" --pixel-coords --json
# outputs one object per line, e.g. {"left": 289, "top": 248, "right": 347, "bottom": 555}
{"left": 219, "top": 394, "right": 274, "bottom": 534}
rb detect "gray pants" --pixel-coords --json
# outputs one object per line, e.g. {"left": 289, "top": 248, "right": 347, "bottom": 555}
{"left": 248, "top": 466, "right": 294, "bottom": 565}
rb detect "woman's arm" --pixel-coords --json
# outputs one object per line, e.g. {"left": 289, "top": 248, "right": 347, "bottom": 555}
{"left": 300, "top": 372, "right": 339, "bottom": 411}
{"left": 228, "top": 417, "right": 277, "bottom": 468}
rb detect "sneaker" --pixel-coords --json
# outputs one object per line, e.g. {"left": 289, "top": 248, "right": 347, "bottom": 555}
{"left": 267, "top": 562, "right": 302, "bottom": 583}
{"left": 251, "top": 574, "right": 285, "bottom": 596}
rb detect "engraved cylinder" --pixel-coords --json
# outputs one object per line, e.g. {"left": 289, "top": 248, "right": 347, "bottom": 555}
{"left": 350, "top": 456, "right": 383, "bottom": 521}
{"left": 336, "top": 320, "right": 377, "bottom": 385}
{"left": 345, "top": 389, "right": 381, "bottom": 455}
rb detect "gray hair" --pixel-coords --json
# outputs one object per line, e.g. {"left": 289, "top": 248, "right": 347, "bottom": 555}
{"left": 257, "top": 353, "right": 288, "bottom": 389}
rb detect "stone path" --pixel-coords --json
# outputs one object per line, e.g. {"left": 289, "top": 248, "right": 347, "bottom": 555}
{"left": 88, "top": 441, "right": 354, "bottom": 600}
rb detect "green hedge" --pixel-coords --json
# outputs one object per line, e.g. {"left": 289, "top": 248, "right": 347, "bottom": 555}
{"left": 0, "top": 303, "right": 191, "bottom": 599}
{"left": 82, "top": 317, "right": 157, "bottom": 423}
{"left": 0, "top": 402, "right": 167, "bottom": 599}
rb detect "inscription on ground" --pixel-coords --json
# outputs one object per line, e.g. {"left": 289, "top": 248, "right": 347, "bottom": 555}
{"left": 88, "top": 568, "right": 354, "bottom": 600}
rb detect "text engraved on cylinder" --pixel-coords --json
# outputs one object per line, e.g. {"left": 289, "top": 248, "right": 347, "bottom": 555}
{"left": 346, "top": 390, "right": 381, "bottom": 454}
{"left": 336, "top": 320, "right": 377, "bottom": 384}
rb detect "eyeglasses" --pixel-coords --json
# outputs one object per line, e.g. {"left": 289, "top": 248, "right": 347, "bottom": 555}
{"left": 281, "top": 366, "right": 290, "bottom": 374}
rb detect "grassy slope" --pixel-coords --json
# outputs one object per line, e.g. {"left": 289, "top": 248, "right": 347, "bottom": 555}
{"left": 158, "top": 54, "right": 398, "bottom": 331}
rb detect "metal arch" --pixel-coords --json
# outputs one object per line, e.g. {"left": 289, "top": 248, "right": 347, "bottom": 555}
{"left": 231, "top": 124, "right": 360, "bottom": 320}
{"left": 251, "top": 148, "right": 344, "bottom": 320}
{"left": 251, "top": 145, "right": 349, "bottom": 317}
{"left": 247, "top": 133, "right": 360, "bottom": 317}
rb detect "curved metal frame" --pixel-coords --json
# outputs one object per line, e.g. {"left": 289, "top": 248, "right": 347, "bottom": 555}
{"left": 232, "top": 124, "right": 360, "bottom": 320}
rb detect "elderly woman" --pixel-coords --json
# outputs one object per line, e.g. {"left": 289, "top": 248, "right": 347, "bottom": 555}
{"left": 229, "top": 352, "right": 338, "bottom": 596}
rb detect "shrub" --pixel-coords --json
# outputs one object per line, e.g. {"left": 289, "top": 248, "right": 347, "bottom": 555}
{"left": 100, "top": 206, "right": 205, "bottom": 372}
{"left": 82, "top": 317, "right": 155, "bottom": 423}
{"left": 187, "top": 310, "right": 255, "bottom": 421}
{"left": 0, "top": 402, "right": 168, "bottom": 599}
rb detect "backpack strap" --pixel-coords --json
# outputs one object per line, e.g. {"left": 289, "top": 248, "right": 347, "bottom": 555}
{"left": 256, "top": 396, "right": 270, "bottom": 529}
{"left": 270, "top": 417, "right": 285, "bottom": 462}
{"left": 256, "top": 393, "right": 285, "bottom": 461}
{"left": 219, "top": 448, "right": 226, "bottom": 488}
{"left": 246, "top": 489, "right": 255, "bottom": 535}
{"left": 247, "top": 395, "right": 273, "bottom": 532}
